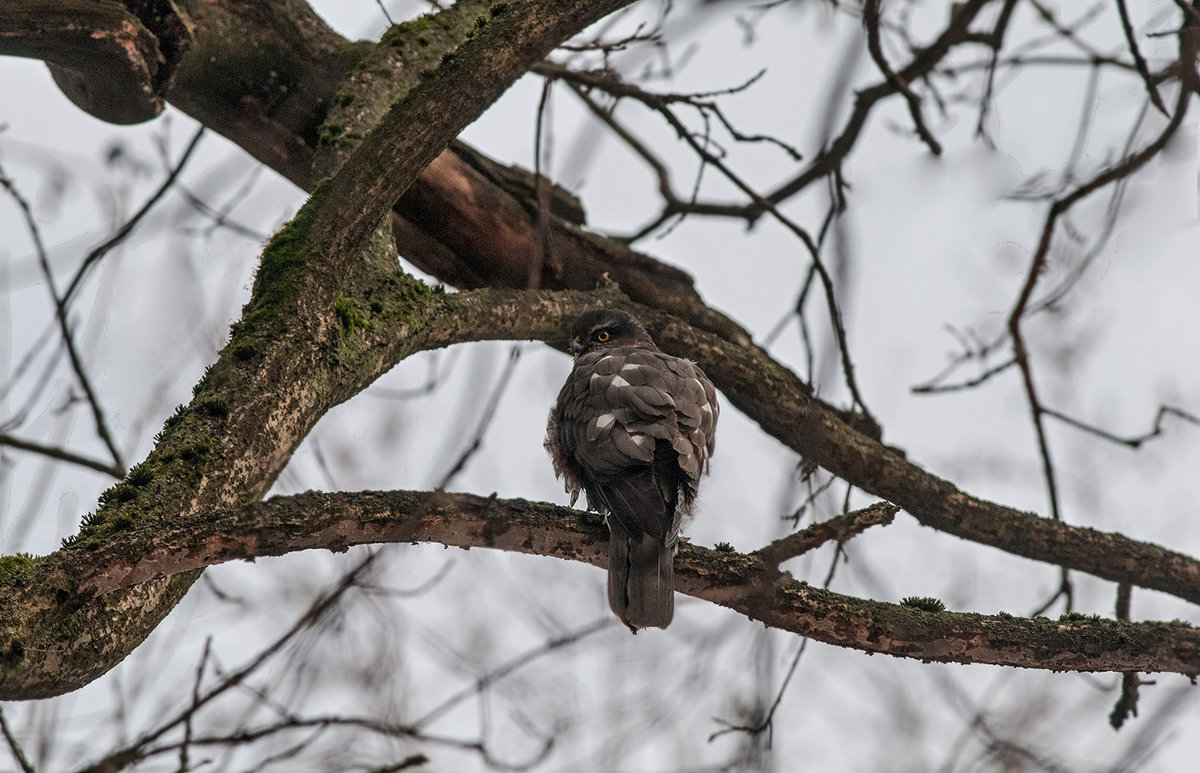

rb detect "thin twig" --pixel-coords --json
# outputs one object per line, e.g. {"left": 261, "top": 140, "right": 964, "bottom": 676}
{"left": 374, "top": 0, "right": 396, "bottom": 26}
{"left": 411, "top": 618, "right": 608, "bottom": 730}
{"left": 1006, "top": 13, "right": 1195, "bottom": 534}
{"left": 0, "top": 432, "right": 124, "bottom": 478}
{"left": 531, "top": 75, "right": 554, "bottom": 289}
{"left": 755, "top": 501, "right": 897, "bottom": 566}
{"left": 435, "top": 345, "right": 523, "bottom": 490}
{"left": 862, "top": 0, "right": 942, "bottom": 154}
{"left": 708, "top": 638, "right": 809, "bottom": 744}
{"left": 1116, "top": 0, "right": 1168, "bottom": 115}
{"left": 1043, "top": 405, "right": 1200, "bottom": 449}
{"left": 1027, "top": 568, "right": 1075, "bottom": 617}
{"left": 79, "top": 554, "right": 380, "bottom": 773}
{"left": 178, "top": 637, "right": 212, "bottom": 773}
{"left": 61, "top": 126, "right": 205, "bottom": 306}
{"left": 1110, "top": 581, "right": 1141, "bottom": 730}
{"left": 764, "top": 0, "right": 993, "bottom": 208}
{"left": 912, "top": 358, "right": 1016, "bottom": 394}
{"left": 0, "top": 168, "right": 125, "bottom": 472}
{"left": 0, "top": 706, "right": 35, "bottom": 773}
{"left": 137, "top": 715, "right": 546, "bottom": 772}
{"left": 974, "top": 0, "right": 1021, "bottom": 143}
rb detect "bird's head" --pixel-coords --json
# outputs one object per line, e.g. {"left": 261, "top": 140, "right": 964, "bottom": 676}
{"left": 569, "top": 309, "right": 655, "bottom": 356}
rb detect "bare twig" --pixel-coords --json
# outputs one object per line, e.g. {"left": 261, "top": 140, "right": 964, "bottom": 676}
{"left": 764, "top": 0, "right": 993, "bottom": 208}
{"left": 1028, "top": 569, "right": 1075, "bottom": 617}
{"left": 862, "top": 0, "right": 942, "bottom": 155}
{"left": 755, "top": 501, "right": 897, "bottom": 566}
{"left": 1006, "top": 7, "right": 1195, "bottom": 537}
{"left": 974, "top": 0, "right": 1021, "bottom": 143}
{"left": 138, "top": 715, "right": 546, "bottom": 772}
{"left": 1043, "top": 405, "right": 1200, "bottom": 449}
{"left": 912, "top": 358, "right": 1016, "bottom": 394}
{"left": 1110, "top": 581, "right": 1141, "bottom": 730}
{"left": 411, "top": 618, "right": 608, "bottom": 730}
{"left": 179, "top": 637, "right": 212, "bottom": 773}
{"left": 0, "top": 166, "right": 125, "bottom": 473}
{"left": 79, "top": 554, "right": 381, "bottom": 773}
{"left": 0, "top": 706, "right": 35, "bottom": 773}
{"left": 374, "top": 0, "right": 396, "bottom": 26}
{"left": 531, "top": 75, "right": 554, "bottom": 289}
{"left": 434, "top": 344, "right": 523, "bottom": 490}
{"left": 0, "top": 432, "right": 124, "bottom": 478}
{"left": 61, "top": 126, "right": 205, "bottom": 306}
{"left": 708, "top": 638, "right": 809, "bottom": 745}
{"left": 1116, "top": 0, "right": 1168, "bottom": 115}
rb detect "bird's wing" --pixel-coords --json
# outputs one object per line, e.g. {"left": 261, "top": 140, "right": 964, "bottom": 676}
{"left": 661, "top": 355, "right": 719, "bottom": 486}
{"left": 556, "top": 348, "right": 717, "bottom": 486}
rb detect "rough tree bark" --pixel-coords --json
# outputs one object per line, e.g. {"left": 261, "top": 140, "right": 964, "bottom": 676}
{"left": 0, "top": 0, "right": 638, "bottom": 700}
{"left": 1, "top": 0, "right": 1199, "bottom": 704}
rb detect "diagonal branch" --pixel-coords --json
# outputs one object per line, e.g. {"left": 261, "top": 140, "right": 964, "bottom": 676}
{"left": 0, "top": 706, "right": 34, "bottom": 773}
{"left": 862, "top": 0, "right": 942, "bottom": 154}
{"left": 308, "top": 0, "right": 637, "bottom": 273}
{"left": 619, "top": 301, "right": 1200, "bottom": 608}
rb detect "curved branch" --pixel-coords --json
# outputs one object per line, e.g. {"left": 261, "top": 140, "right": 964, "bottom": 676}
{"left": 21, "top": 489, "right": 1200, "bottom": 676}
{"left": 0, "top": 0, "right": 164, "bottom": 124}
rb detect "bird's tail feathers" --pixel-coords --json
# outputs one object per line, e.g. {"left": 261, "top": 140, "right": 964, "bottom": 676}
{"left": 600, "top": 474, "right": 675, "bottom": 631}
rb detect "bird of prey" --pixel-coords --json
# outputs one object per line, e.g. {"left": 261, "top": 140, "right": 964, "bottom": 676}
{"left": 546, "top": 309, "right": 718, "bottom": 631}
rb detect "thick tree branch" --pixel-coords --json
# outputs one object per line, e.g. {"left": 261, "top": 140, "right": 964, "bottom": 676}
{"left": 0, "top": 1, "right": 637, "bottom": 702}
{"left": 307, "top": 0, "right": 636, "bottom": 268}
{"left": 415, "top": 292, "right": 1200, "bottom": 610}
{"left": 0, "top": 0, "right": 751, "bottom": 345}
{"left": 0, "top": 0, "right": 165, "bottom": 123}
{"left": 16, "top": 490, "right": 1200, "bottom": 676}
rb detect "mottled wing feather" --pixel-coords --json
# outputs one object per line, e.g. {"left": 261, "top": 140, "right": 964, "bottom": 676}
{"left": 547, "top": 346, "right": 718, "bottom": 509}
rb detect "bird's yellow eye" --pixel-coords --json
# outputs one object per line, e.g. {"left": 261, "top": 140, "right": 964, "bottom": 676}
{"left": 573, "top": 335, "right": 581, "bottom": 345}
{"left": 595, "top": 330, "right": 610, "bottom": 342}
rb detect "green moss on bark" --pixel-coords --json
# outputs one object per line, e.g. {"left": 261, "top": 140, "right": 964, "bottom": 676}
{"left": 0, "top": 555, "right": 35, "bottom": 586}
{"left": 334, "top": 292, "right": 370, "bottom": 332}
{"left": 314, "top": 1, "right": 497, "bottom": 177}
{"left": 238, "top": 179, "right": 329, "bottom": 331}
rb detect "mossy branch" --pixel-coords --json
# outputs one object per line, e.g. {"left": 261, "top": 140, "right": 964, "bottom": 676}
{"left": 20, "top": 489, "right": 1200, "bottom": 676}
{"left": 0, "top": 0, "right": 638, "bottom": 701}
{"left": 306, "top": 0, "right": 635, "bottom": 274}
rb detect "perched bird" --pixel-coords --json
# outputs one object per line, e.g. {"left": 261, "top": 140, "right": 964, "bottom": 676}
{"left": 546, "top": 309, "right": 718, "bottom": 631}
